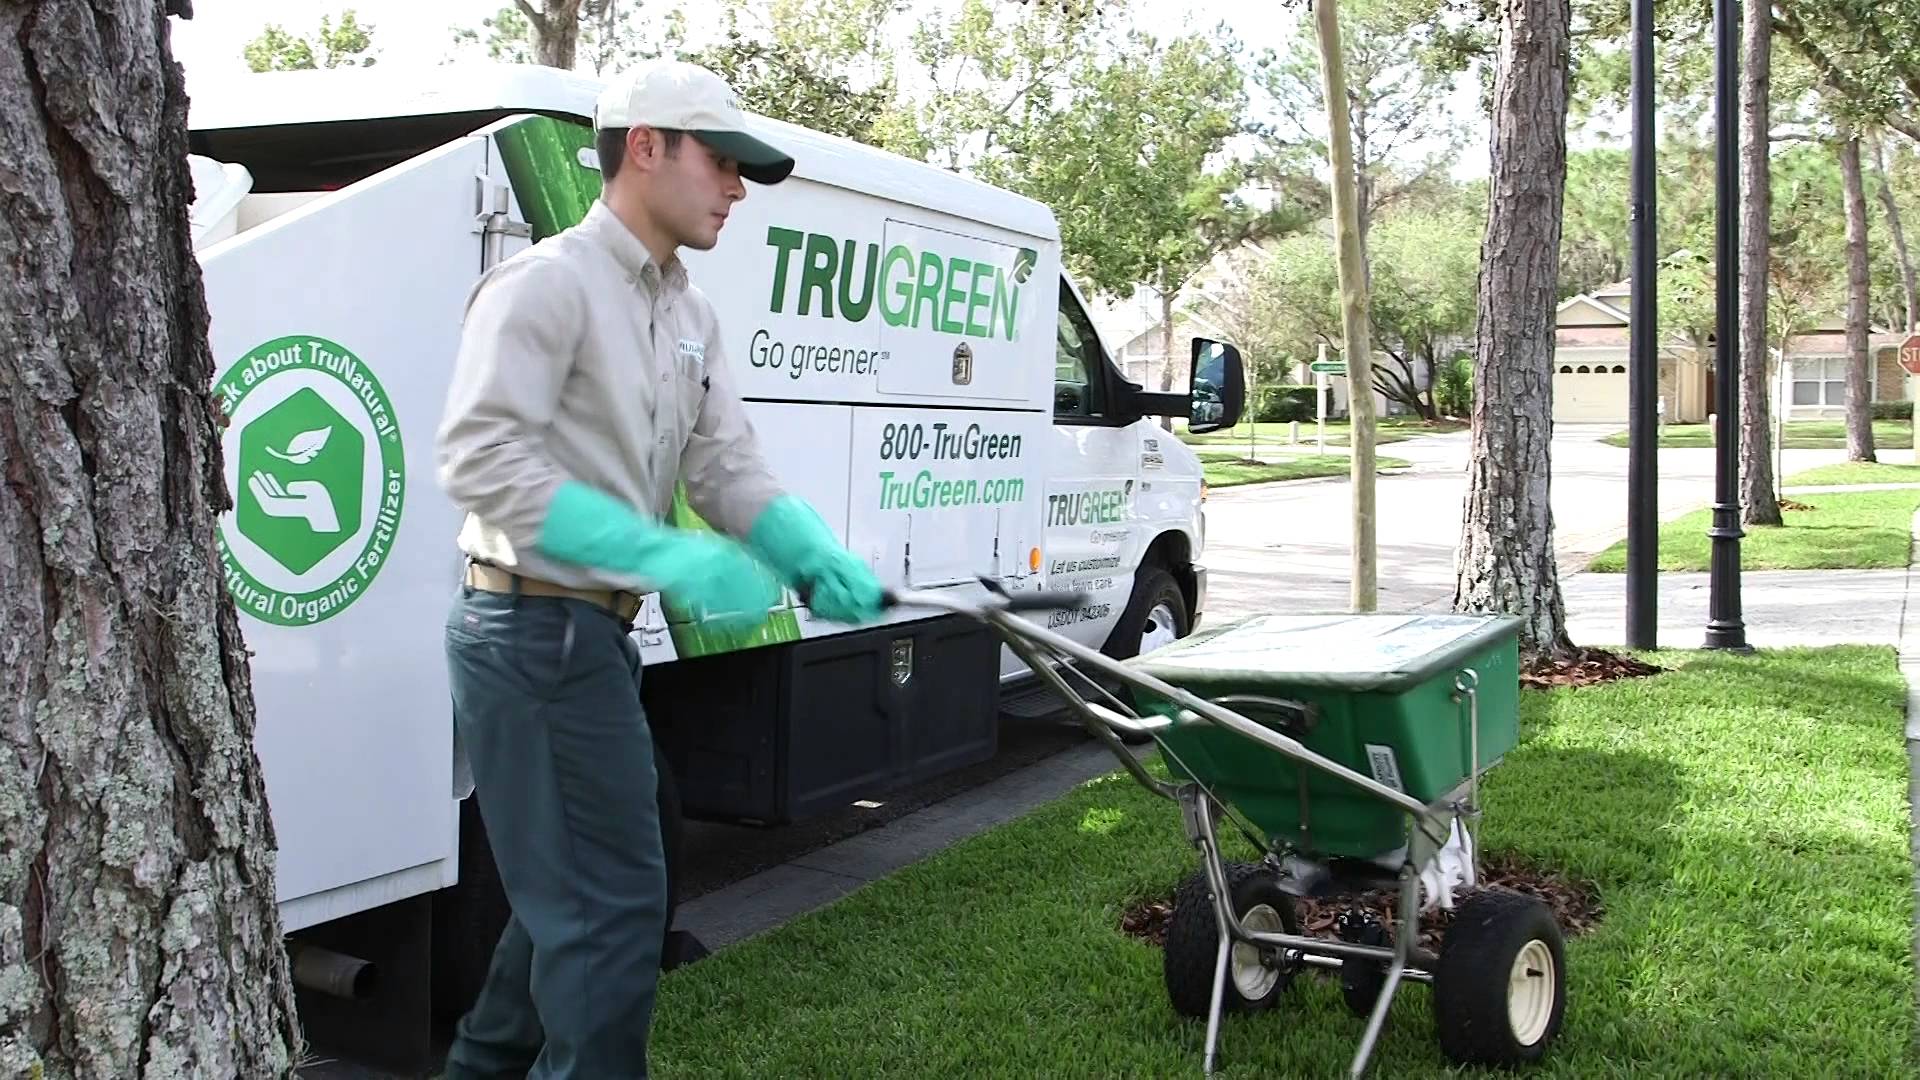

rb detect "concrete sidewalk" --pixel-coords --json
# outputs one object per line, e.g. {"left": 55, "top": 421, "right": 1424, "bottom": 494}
{"left": 1563, "top": 568, "right": 1909, "bottom": 649}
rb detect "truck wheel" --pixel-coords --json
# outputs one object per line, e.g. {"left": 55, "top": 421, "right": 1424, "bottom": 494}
{"left": 1106, "top": 563, "right": 1189, "bottom": 662}
{"left": 1162, "top": 862, "right": 1299, "bottom": 1018}
{"left": 1102, "top": 564, "right": 1189, "bottom": 742}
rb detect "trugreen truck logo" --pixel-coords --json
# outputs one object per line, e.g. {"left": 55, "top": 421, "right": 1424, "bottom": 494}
{"left": 214, "top": 335, "right": 405, "bottom": 627}
{"left": 764, "top": 227, "right": 1035, "bottom": 342}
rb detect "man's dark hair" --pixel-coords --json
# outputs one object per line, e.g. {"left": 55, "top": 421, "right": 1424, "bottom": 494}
{"left": 596, "top": 127, "right": 686, "bottom": 181}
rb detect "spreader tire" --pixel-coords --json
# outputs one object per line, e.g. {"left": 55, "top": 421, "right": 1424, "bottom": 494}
{"left": 1162, "top": 862, "right": 1299, "bottom": 1019}
{"left": 1432, "top": 888, "right": 1567, "bottom": 1067}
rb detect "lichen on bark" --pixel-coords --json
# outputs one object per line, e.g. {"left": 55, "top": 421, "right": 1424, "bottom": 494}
{"left": 0, "top": 1, "right": 303, "bottom": 1074}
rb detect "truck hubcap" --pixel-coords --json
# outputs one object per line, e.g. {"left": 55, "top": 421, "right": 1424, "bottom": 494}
{"left": 1140, "top": 601, "right": 1179, "bottom": 654}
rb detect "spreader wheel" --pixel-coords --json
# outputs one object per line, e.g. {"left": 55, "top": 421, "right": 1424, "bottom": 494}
{"left": 1162, "top": 862, "right": 1300, "bottom": 1019}
{"left": 1432, "top": 888, "right": 1567, "bottom": 1066}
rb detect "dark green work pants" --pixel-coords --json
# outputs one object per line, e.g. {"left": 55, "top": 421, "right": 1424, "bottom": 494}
{"left": 441, "top": 583, "right": 666, "bottom": 1080}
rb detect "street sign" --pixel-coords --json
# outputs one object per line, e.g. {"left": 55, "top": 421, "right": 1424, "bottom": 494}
{"left": 1310, "top": 360, "right": 1346, "bottom": 374}
{"left": 1900, "top": 333, "right": 1920, "bottom": 376}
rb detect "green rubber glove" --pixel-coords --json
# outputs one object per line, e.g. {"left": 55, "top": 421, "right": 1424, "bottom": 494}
{"left": 746, "top": 494, "right": 884, "bottom": 625}
{"left": 536, "top": 481, "right": 779, "bottom": 632}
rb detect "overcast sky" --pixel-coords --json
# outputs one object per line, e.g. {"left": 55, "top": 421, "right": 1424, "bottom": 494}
{"left": 170, "top": 1, "right": 1299, "bottom": 78}
{"left": 166, "top": 1, "right": 1523, "bottom": 186}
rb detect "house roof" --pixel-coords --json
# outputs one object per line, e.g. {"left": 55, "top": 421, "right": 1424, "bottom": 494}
{"left": 1556, "top": 293, "right": 1631, "bottom": 326}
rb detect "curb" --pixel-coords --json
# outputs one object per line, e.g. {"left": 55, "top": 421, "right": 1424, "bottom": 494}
{"left": 1780, "top": 483, "right": 1920, "bottom": 495}
{"left": 1207, "top": 463, "right": 1418, "bottom": 493}
{"left": 673, "top": 740, "right": 1150, "bottom": 953}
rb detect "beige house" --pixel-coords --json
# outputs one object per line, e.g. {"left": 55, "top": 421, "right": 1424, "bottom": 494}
{"left": 1552, "top": 277, "right": 1909, "bottom": 425}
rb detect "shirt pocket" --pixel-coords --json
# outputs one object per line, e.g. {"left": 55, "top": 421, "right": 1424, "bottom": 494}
{"left": 673, "top": 347, "right": 709, "bottom": 437}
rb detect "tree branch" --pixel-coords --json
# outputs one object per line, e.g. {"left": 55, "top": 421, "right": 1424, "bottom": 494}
{"left": 1774, "top": 11, "right": 1920, "bottom": 144}
{"left": 514, "top": 0, "right": 551, "bottom": 38}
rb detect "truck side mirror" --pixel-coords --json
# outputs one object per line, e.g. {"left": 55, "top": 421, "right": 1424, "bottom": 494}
{"left": 1187, "top": 338, "right": 1245, "bottom": 434}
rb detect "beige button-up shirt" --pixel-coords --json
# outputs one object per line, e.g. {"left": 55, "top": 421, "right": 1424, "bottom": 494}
{"left": 435, "top": 199, "right": 785, "bottom": 593}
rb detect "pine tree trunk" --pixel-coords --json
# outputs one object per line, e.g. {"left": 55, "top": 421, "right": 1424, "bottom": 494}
{"left": 1871, "top": 135, "right": 1919, "bottom": 332}
{"left": 523, "top": 0, "right": 583, "bottom": 70}
{"left": 1452, "top": 0, "right": 1574, "bottom": 662}
{"left": 1839, "top": 134, "right": 1878, "bottom": 463}
{"left": 1738, "top": 0, "right": 1781, "bottom": 526}
{"left": 0, "top": 2, "right": 303, "bottom": 1074}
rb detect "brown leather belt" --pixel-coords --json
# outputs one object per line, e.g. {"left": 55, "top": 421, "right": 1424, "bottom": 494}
{"left": 464, "top": 561, "right": 644, "bottom": 624}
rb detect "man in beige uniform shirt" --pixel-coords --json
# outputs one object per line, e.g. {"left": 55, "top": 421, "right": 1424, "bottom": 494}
{"left": 434, "top": 60, "right": 882, "bottom": 1079}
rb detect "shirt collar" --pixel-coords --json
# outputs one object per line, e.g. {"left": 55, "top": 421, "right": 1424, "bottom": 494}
{"left": 583, "top": 199, "right": 687, "bottom": 294}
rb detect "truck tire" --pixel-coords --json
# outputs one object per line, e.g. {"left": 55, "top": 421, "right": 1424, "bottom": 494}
{"left": 1101, "top": 563, "right": 1190, "bottom": 742}
{"left": 1105, "top": 563, "right": 1190, "bottom": 662}
{"left": 433, "top": 736, "right": 685, "bottom": 1023}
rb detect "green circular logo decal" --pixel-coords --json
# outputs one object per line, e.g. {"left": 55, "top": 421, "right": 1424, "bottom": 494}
{"left": 214, "top": 335, "right": 406, "bottom": 626}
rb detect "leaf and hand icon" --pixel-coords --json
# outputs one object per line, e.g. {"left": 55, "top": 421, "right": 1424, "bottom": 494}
{"left": 248, "top": 472, "right": 342, "bottom": 534}
{"left": 264, "top": 427, "right": 332, "bottom": 465}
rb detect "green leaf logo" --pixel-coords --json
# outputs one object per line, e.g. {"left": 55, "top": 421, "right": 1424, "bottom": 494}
{"left": 264, "top": 426, "right": 332, "bottom": 465}
{"left": 1013, "top": 247, "right": 1038, "bottom": 284}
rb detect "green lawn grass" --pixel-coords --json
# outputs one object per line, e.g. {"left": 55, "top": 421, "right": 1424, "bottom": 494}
{"left": 1601, "top": 420, "right": 1913, "bottom": 449}
{"left": 1784, "top": 461, "right": 1920, "bottom": 487}
{"left": 1585, "top": 489, "right": 1920, "bottom": 572}
{"left": 649, "top": 646, "right": 1917, "bottom": 1078}
{"left": 1199, "top": 452, "right": 1413, "bottom": 488}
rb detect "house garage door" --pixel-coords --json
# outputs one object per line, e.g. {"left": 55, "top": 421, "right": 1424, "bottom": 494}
{"left": 1553, "top": 363, "right": 1629, "bottom": 423}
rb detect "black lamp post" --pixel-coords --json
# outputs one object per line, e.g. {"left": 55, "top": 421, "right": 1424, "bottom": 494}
{"left": 1704, "top": 0, "right": 1751, "bottom": 652}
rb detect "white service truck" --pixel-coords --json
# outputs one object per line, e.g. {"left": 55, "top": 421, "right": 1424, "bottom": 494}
{"left": 184, "top": 61, "right": 1246, "bottom": 1066}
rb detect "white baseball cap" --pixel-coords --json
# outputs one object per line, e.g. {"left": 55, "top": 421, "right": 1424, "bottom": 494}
{"left": 594, "top": 59, "right": 795, "bottom": 185}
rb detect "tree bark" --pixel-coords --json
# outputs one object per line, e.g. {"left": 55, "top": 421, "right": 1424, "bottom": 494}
{"left": 517, "top": 0, "right": 584, "bottom": 70}
{"left": 1738, "top": 0, "right": 1781, "bottom": 526}
{"left": 1839, "top": 133, "right": 1878, "bottom": 463}
{"left": 0, "top": 2, "right": 302, "bottom": 1074}
{"left": 1451, "top": 0, "right": 1574, "bottom": 661}
{"left": 1871, "top": 134, "right": 1918, "bottom": 333}
{"left": 1314, "top": 0, "right": 1378, "bottom": 613}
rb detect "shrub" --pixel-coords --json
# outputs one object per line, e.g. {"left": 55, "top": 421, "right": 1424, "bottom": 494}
{"left": 1253, "top": 385, "right": 1325, "bottom": 424}
{"left": 1434, "top": 356, "right": 1473, "bottom": 417}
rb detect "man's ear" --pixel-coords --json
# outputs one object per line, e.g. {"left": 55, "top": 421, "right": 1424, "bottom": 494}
{"left": 624, "top": 126, "right": 657, "bottom": 173}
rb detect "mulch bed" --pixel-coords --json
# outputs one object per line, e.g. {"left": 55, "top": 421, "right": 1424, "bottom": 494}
{"left": 1119, "top": 853, "right": 1603, "bottom": 957}
{"left": 1778, "top": 497, "right": 1814, "bottom": 512}
{"left": 1521, "top": 647, "right": 1662, "bottom": 690}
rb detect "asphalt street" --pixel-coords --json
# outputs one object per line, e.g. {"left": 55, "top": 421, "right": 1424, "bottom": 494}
{"left": 1196, "top": 422, "right": 1858, "bottom": 627}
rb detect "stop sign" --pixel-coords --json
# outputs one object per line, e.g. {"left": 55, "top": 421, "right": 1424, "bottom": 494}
{"left": 1902, "top": 333, "right": 1920, "bottom": 376}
